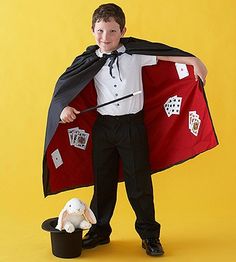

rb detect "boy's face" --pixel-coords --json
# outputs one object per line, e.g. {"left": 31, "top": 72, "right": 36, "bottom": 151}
{"left": 92, "top": 17, "right": 126, "bottom": 53}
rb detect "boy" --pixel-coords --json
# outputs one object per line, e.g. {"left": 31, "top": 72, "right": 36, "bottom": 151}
{"left": 59, "top": 3, "right": 207, "bottom": 257}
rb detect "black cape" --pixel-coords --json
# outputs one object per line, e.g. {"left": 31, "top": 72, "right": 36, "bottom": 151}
{"left": 43, "top": 37, "right": 217, "bottom": 197}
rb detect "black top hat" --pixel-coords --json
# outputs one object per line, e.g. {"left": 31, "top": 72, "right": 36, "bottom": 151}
{"left": 42, "top": 217, "right": 83, "bottom": 258}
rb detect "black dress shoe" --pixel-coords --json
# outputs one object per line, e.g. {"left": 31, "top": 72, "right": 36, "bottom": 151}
{"left": 142, "top": 238, "right": 164, "bottom": 256}
{"left": 82, "top": 232, "right": 110, "bottom": 249}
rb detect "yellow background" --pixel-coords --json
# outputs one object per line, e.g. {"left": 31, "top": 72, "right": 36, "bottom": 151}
{"left": 0, "top": 0, "right": 235, "bottom": 261}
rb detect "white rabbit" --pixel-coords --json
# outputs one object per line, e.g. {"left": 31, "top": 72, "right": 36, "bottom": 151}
{"left": 55, "top": 198, "right": 97, "bottom": 233}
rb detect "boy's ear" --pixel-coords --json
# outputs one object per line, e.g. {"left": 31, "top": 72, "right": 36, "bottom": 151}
{"left": 121, "top": 27, "right": 127, "bottom": 37}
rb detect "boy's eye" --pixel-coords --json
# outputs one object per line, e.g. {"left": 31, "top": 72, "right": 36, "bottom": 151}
{"left": 96, "top": 29, "right": 117, "bottom": 34}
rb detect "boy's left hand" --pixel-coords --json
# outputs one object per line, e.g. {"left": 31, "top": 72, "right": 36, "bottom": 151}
{"left": 192, "top": 58, "right": 208, "bottom": 85}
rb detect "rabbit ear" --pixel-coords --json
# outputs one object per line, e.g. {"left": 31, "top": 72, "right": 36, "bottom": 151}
{"left": 56, "top": 208, "right": 68, "bottom": 230}
{"left": 83, "top": 204, "right": 97, "bottom": 224}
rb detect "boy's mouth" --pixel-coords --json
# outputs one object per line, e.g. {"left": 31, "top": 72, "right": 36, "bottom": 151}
{"left": 101, "top": 41, "right": 111, "bottom": 45}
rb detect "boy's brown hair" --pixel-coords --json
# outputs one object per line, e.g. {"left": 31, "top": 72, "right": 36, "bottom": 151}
{"left": 92, "top": 3, "right": 126, "bottom": 32}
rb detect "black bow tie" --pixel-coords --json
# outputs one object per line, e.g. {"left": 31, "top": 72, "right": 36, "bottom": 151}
{"left": 103, "top": 50, "right": 123, "bottom": 81}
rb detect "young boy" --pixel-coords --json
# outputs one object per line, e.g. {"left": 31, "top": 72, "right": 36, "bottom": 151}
{"left": 59, "top": 3, "right": 207, "bottom": 257}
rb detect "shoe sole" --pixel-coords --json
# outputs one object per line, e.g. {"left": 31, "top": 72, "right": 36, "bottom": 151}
{"left": 142, "top": 243, "right": 164, "bottom": 256}
{"left": 82, "top": 238, "right": 110, "bottom": 249}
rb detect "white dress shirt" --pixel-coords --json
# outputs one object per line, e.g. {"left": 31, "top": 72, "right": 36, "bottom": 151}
{"left": 94, "top": 45, "right": 157, "bottom": 115}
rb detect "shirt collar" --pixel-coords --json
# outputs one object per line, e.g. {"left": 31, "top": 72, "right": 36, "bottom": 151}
{"left": 96, "top": 45, "right": 126, "bottom": 57}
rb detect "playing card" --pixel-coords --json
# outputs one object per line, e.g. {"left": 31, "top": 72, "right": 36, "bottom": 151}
{"left": 51, "top": 149, "right": 63, "bottom": 169}
{"left": 189, "top": 111, "right": 196, "bottom": 129}
{"left": 164, "top": 95, "right": 182, "bottom": 117}
{"left": 74, "top": 131, "right": 89, "bottom": 150}
{"left": 172, "top": 96, "right": 182, "bottom": 115}
{"left": 164, "top": 103, "right": 172, "bottom": 117}
{"left": 72, "top": 130, "right": 80, "bottom": 146}
{"left": 188, "top": 111, "right": 201, "bottom": 136}
{"left": 68, "top": 127, "right": 80, "bottom": 145}
{"left": 175, "top": 63, "right": 189, "bottom": 80}
{"left": 68, "top": 127, "right": 89, "bottom": 150}
{"left": 190, "top": 117, "right": 201, "bottom": 136}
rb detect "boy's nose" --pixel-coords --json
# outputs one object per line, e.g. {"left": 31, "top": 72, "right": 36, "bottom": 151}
{"left": 102, "top": 32, "right": 109, "bottom": 41}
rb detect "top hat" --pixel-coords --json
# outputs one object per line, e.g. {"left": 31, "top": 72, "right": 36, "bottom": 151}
{"left": 42, "top": 217, "right": 83, "bottom": 258}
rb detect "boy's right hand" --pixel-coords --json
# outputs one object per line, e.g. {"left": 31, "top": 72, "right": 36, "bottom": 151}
{"left": 60, "top": 106, "right": 80, "bottom": 123}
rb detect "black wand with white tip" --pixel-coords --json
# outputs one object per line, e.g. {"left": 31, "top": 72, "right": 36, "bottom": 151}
{"left": 79, "top": 90, "right": 142, "bottom": 114}
{"left": 59, "top": 91, "right": 142, "bottom": 124}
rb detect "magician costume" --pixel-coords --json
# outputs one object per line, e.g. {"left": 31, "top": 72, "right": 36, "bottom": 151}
{"left": 43, "top": 37, "right": 218, "bottom": 239}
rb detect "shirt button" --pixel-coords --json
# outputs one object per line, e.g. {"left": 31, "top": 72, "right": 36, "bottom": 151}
{"left": 117, "top": 103, "right": 120, "bottom": 106}
{"left": 115, "top": 93, "right": 118, "bottom": 97}
{"left": 114, "top": 84, "right": 117, "bottom": 87}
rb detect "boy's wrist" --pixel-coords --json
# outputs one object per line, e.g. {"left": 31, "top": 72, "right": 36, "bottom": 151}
{"left": 190, "top": 57, "right": 199, "bottom": 66}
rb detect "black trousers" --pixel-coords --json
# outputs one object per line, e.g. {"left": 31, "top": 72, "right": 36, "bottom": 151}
{"left": 90, "top": 110, "right": 160, "bottom": 239}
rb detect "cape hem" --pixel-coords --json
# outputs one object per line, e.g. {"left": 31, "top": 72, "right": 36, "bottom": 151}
{"left": 44, "top": 142, "right": 218, "bottom": 197}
